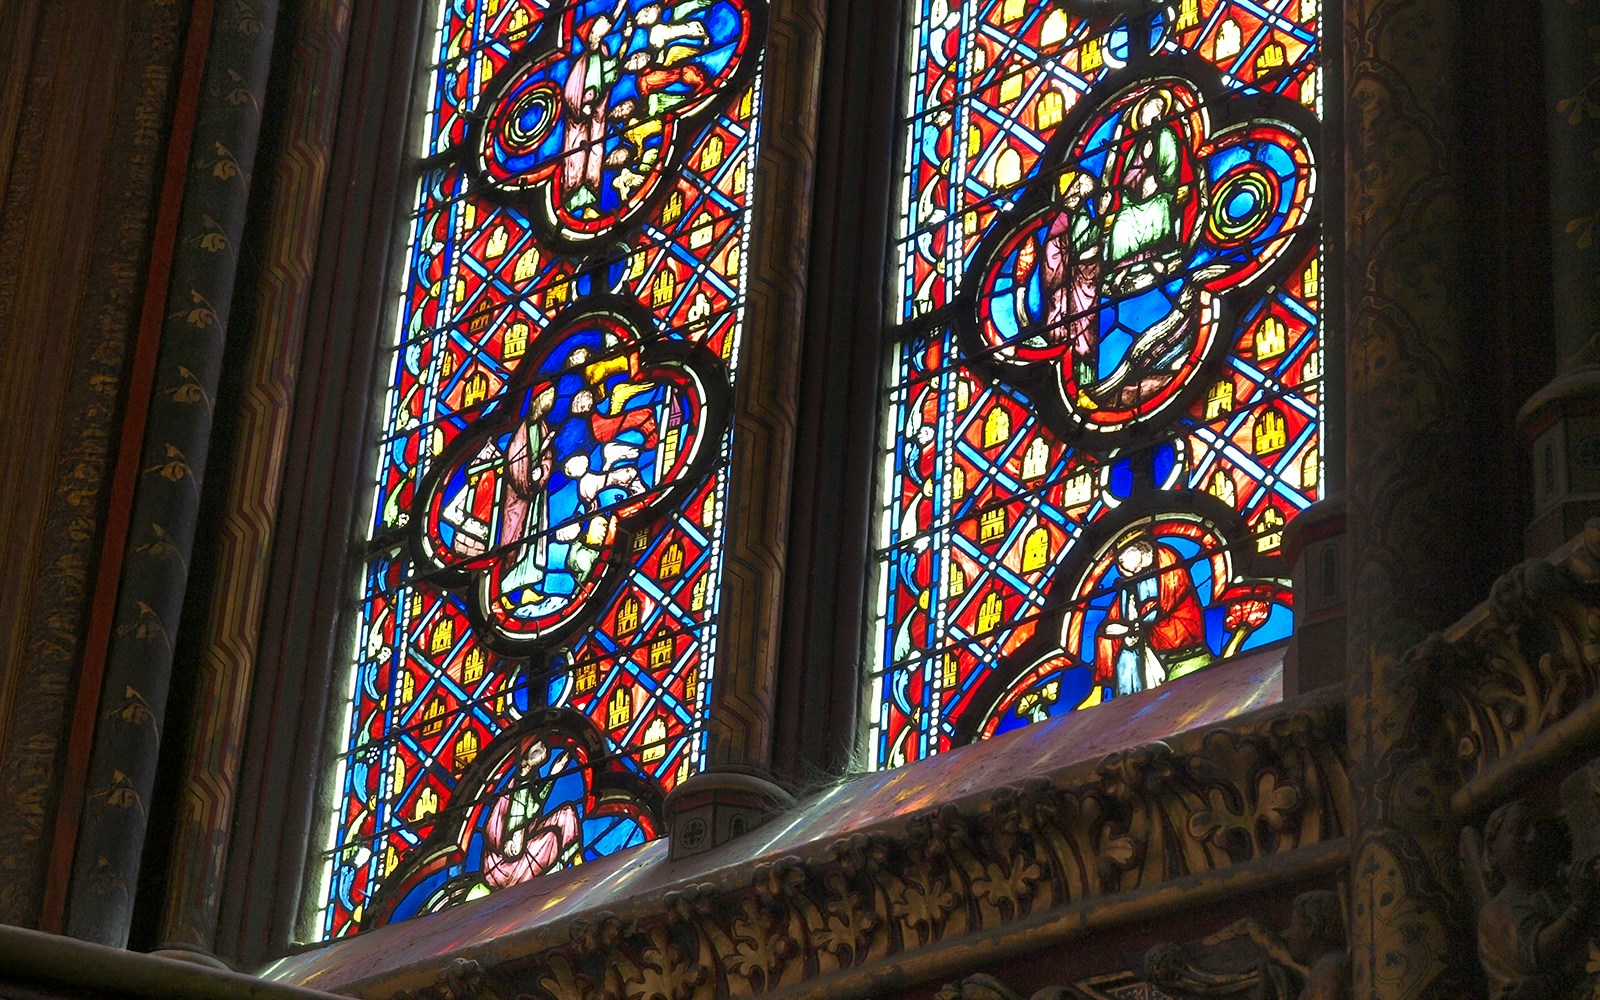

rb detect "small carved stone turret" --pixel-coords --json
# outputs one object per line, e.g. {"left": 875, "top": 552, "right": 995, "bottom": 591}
{"left": 662, "top": 766, "right": 794, "bottom": 860}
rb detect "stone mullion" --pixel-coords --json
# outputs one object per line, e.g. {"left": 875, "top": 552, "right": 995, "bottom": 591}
{"left": 706, "top": 0, "right": 828, "bottom": 769}
{"left": 1343, "top": 0, "right": 1483, "bottom": 997}
{"left": 63, "top": 0, "right": 282, "bottom": 948}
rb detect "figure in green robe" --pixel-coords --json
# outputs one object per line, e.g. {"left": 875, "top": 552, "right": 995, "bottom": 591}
{"left": 1105, "top": 92, "right": 1181, "bottom": 288}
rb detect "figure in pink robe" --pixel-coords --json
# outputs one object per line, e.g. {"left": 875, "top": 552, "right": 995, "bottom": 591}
{"left": 1039, "top": 172, "right": 1102, "bottom": 387}
{"left": 482, "top": 742, "right": 582, "bottom": 889}
{"left": 562, "top": 14, "right": 620, "bottom": 213}
{"left": 499, "top": 389, "right": 556, "bottom": 592}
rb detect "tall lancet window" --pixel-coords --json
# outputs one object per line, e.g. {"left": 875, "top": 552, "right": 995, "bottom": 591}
{"left": 317, "top": 0, "right": 767, "bottom": 938}
{"left": 870, "top": 0, "right": 1324, "bottom": 768}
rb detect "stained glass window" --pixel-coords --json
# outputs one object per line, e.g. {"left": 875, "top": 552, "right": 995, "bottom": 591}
{"left": 870, "top": 0, "right": 1322, "bottom": 768}
{"left": 317, "top": 0, "right": 767, "bottom": 938}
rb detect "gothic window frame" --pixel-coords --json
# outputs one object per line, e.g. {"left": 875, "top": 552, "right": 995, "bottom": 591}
{"left": 209, "top": 0, "right": 1348, "bottom": 969}
{"left": 219, "top": 2, "right": 438, "bottom": 963}
{"left": 858, "top": 0, "right": 1348, "bottom": 771}
{"left": 217, "top": 0, "right": 830, "bottom": 964}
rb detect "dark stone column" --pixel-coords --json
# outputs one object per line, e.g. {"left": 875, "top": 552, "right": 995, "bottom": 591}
{"left": 1343, "top": 0, "right": 1487, "bottom": 995}
{"left": 63, "top": 0, "right": 281, "bottom": 948}
{"left": 1521, "top": 0, "right": 1600, "bottom": 556}
{"left": 771, "top": 0, "right": 902, "bottom": 784}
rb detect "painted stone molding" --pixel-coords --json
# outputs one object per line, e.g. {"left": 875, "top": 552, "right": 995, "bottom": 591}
{"left": 66, "top": 0, "right": 285, "bottom": 947}
{"left": 931, "top": 887, "right": 1350, "bottom": 1000}
{"left": 368, "top": 693, "right": 1348, "bottom": 1000}
{"left": 934, "top": 971, "right": 1177, "bottom": 1000}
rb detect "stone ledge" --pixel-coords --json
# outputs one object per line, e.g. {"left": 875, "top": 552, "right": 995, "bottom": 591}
{"left": 262, "top": 649, "right": 1349, "bottom": 1000}
{"left": 0, "top": 923, "right": 347, "bottom": 1000}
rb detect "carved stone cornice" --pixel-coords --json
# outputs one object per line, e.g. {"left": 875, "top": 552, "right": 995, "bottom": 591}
{"left": 298, "top": 690, "right": 1347, "bottom": 1000}
{"left": 1333, "top": 524, "right": 1600, "bottom": 1000}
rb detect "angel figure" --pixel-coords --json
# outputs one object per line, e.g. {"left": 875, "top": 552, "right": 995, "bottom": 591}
{"left": 1461, "top": 797, "right": 1600, "bottom": 1000}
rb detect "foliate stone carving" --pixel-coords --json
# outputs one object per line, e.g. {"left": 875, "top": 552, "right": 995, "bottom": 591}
{"left": 1444, "top": 523, "right": 1600, "bottom": 787}
{"left": 412, "top": 697, "right": 1346, "bottom": 1000}
{"left": 1336, "top": 529, "right": 1600, "bottom": 1000}
{"left": 394, "top": 958, "right": 490, "bottom": 1000}
{"left": 935, "top": 972, "right": 1085, "bottom": 1000}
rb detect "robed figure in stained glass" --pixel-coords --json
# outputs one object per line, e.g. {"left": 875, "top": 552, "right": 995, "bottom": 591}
{"left": 419, "top": 305, "right": 727, "bottom": 647}
{"left": 1103, "top": 90, "right": 1186, "bottom": 293}
{"left": 499, "top": 388, "right": 558, "bottom": 591}
{"left": 1038, "top": 170, "right": 1100, "bottom": 389}
{"left": 1094, "top": 536, "right": 1205, "bottom": 698}
{"left": 562, "top": 10, "right": 621, "bottom": 214}
{"left": 475, "top": 0, "right": 762, "bottom": 243}
{"left": 963, "top": 515, "right": 1295, "bottom": 744}
{"left": 1081, "top": 86, "right": 1198, "bottom": 412}
{"left": 972, "top": 78, "right": 1313, "bottom": 435}
{"left": 482, "top": 741, "right": 581, "bottom": 888}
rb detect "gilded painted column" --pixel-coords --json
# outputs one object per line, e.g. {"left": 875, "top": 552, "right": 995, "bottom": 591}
{"left": 1545, "top": 0, "right": 1600, "bottom": 363}
{"left": 63, "top": 0, "right": 281, "bottom": 948}
{"left": 153, "top": 0, "right": 353, "bottom": 959}
{"left": 0, "top": 0, "right": 187, "bottom": 930}
{"left": 1344, "top": 0, "right": 1483, "bottom": 996}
